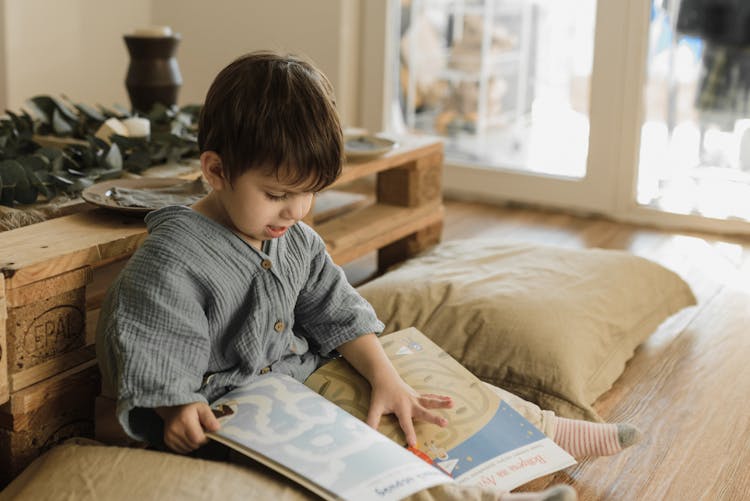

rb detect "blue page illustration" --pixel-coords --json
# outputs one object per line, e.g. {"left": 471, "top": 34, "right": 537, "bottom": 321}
{"left": 208, "top": 373, "right": 451, "bottom": 501}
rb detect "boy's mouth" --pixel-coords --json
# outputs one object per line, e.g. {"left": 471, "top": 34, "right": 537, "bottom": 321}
{"left": 266, "top": 225, "right": 288, "bottom": 238}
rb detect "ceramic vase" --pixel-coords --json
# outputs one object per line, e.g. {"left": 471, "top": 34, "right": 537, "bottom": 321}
{"left": 123, "top": 33, "right": 183, "bottom": 113}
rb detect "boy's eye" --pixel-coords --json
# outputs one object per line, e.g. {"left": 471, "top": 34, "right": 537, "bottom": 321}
{"left": 265, "top": 192, "right": 288, "bottom": 201}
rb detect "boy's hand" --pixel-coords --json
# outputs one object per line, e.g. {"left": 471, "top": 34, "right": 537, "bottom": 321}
{"left": 366, "top": 373, "right": 453, "bottom": 447}
{"left": 154, "top": 402, "right": 221, "bottom": 454}
{"left": 337, "top": 333, "right": 454, "bottom": 447}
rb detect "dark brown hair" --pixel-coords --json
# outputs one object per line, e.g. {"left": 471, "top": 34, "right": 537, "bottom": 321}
{"left": 198, "top": 51, "right": 343, "bottom": 191}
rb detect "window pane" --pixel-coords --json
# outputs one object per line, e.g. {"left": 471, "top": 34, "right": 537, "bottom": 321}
{"left": 396, "top": 0, "right": 596, "bottom": 178}
{"left": 637, "top": 0, "right": 750, "bottom": 221}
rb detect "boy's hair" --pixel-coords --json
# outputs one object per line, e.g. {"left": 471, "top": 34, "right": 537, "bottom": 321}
{"left": 198, "top": 51, "right": 343, "bottom": 191}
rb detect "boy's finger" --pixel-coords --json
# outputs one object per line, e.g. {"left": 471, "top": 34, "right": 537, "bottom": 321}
{"left": 419, "top": 394, "right": 453, "bottom": 409}
{"left": 421, "top": 393, "right": 452, "bottom": 400}
{"left": 415, "top": 406, "right": 449, "bottom": 428}
{"left": 366, "top": 405, "right": 383, "bottom": 431}
{"left": 397, "top": 412, "right": 418, "bottom": 447}
{"left": 199, "top": 404, "right": 221, "bottom": 432}
{"left": 185, "top": 421, "right": 207, "bottom": 447}
{"left": 167, "top": 433, "right": 192, "bottom": 454}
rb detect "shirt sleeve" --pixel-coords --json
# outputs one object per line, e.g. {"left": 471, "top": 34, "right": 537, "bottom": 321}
{"left": 294, "top": 227, "right": 385, "bottom": 356}
{"left": 96, "top": 240, "right": 211, "bottom": 443}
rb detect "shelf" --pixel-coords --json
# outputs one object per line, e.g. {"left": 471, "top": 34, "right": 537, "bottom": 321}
{"left": 316, "top": 201, "right": 444, "bottom": 265}
{"left": 332, "top": 136, "right": 443, "bottom": 187}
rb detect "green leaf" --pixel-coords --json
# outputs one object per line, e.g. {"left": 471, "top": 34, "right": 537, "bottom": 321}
{"left": 26, "top": 168, "right": 53, "bottom": 199}
{"left": 69, "top": 177, "right": 94, "bottom": 192}
{"left": 0, "top": 97, "right": 202, "bottom": 202}
{"left": 103, "top": 142, "right": 123, "bottom": 171}
{"left": 26, "top": 96, "right": 56, "bottom": 123}
{"left": 66, "top": 167, "right": 86, "bottom": 176}
{"left": 97, "top": 104, "right": 125, "bottom": 119}
{"left": 0, "top": 186, "right": 14, "bottom": 206}
{"left": 110, "top": 134, "right": 149, "bottom": 152}
{"left": 148, "top": 143, "right": 169, "bottom": 163}
{"left": 33, "top": 147, "right": 63, "bottom": 162}
{"left": 16, "top": 155, "right": 48, "bottom": 173}
{"left": 49, "top": 173, "right": 75, "bottom": 187}
{"left": 59, "top": 153, "right": 79, "bottom": 173}
{"left": 0, "top": 159, "right": 26, "bottom": 186}
{"left": 86, "top": 134, "right": 110, "bottom": 151}
{"left": 93, "top": 168, "right": 122, "bottom": 181}
{"left": 50, "top": 95, "right": 78, "bottom": 122}
{"left": 0, "top": 159, "right": 35, "bottom": 203}
{"left": 52, "top": 109, "right": 74, "bottom": 135}
{"left": 74, "top": 102, "right": 106, "bottom": 123}
{"left": 112, "top": 103, "right": 131, "bottom": 116}
{"left": 123, "top": 149, "right": 152, "bottom": 172}
{"left": 147, "top": 102, "right": 170, "bottom": 122}
{"left": 15, "top": 184, "right": 38, "bottom": 204}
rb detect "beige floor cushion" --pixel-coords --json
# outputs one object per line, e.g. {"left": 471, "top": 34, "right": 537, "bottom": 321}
{"left": 1, "top": 439, "right": 514, "bottom": 501}
{"left": 0, "top": 439, "right": 315, "bottom": 501}
{"left": 357, "top": 240, "right": 697, "bottom": 420}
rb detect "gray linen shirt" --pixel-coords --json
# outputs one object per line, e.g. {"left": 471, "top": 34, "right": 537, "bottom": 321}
{"left": 95, "top": 205, "right": 384, "bottom": 443}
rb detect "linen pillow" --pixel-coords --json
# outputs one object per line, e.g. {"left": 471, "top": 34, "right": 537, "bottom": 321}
{"left": 357, "top": 240, "right": 696, "bottom": 421}
{"left": 1, "top": 439, "right": 316, "bottom": 501}
{"left": 1, "top": 439, "right": 501, "bottom": 501}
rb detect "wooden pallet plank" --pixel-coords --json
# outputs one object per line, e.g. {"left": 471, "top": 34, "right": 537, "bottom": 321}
{"left": 5, "top": 267, "right": 92, "bottom": 389}
{"left": 377, "top": 150, "right": 443, "bottom": 207}
{"left": 9, "top": 345, "right": 96, "bottom": 393}
{"left": 331, "top": 136, "right": 442, "bottom": 187}
{"left": 317, "top": 202, "right": 444, "bottom": 265}
{"left": 3, "top": 359, "right": 98, "bottom": 415}
{"left": 0, "top": 211, "right": 147, "bottom": 289}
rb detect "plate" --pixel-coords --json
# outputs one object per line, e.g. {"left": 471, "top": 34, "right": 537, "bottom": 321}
{"left": 344, "top": 135, "right": 397, "bottom": 161}
{"left": 81, "top": 177, "right": 208, "bottom": 215}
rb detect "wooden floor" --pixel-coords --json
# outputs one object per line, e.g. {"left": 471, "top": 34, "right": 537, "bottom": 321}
{"left": 346, "top": 199, "right": 750, "bottom": 501}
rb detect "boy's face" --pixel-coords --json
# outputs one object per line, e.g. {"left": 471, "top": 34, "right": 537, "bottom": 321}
{"left": 209, "top": 163, "right": 315, "bottom": 249}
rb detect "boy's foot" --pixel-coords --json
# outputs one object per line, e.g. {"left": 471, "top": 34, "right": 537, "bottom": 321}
{"left": 499, "top": 485, "right": 577, "bottom": 501}
{"left": 552, "top": 417, "right": 642, "bottom": 458}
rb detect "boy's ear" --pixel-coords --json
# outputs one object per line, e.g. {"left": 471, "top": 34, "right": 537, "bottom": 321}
{"left": 200, "top": 151, "right": 228, "bottom": 190}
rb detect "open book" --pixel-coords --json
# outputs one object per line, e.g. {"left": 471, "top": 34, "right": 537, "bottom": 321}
{"left": 206, "top": 328, "right": 575, "bottom": 501}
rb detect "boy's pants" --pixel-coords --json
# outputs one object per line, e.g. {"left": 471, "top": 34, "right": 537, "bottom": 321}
{"left": 485, "top": 382, "right": 557, "bottom": 437}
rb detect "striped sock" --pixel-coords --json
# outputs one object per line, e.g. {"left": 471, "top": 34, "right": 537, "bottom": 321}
{"left": 551, "top": 418, "right": 642, "bottom": 458}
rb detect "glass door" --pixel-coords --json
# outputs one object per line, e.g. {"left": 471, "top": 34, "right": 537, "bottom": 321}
{"left": 394, "top": 0, "right": 627, "bottom": 214}
{"left": 388, "top": 0, "right": 750, "bottom": 234}
{"left": 623, "top": 0, "right": 750, "bottom": 234}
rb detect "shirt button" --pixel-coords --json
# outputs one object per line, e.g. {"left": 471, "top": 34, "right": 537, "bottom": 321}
{"left": 274, "top": 321, "right": 285, "bottom": 332}
{"left": 261, "top": 259, "right": 272, "bottom": 270}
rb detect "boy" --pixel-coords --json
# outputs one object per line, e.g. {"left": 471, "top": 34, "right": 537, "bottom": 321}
{"left": 97, "top": 51, "right": 638, "bottom": 501}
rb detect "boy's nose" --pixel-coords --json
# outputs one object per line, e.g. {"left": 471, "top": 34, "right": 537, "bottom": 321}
{"left": 282, "top": 195, "right": 313, "bottom": 221}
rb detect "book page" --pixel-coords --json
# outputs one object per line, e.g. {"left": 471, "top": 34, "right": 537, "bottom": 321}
{"left": 207, "top": 372, "right": 452, "bottom": 501}
{"left": 305, "top": 327, "right": 576, "bottom": 490}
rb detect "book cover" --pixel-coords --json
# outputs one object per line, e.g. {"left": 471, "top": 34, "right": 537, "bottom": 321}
{"left": 207, "top": 327, "right": 575, "bottom": 500}
{"left": 306, "top": 327, "right": 576, "bottom": 490}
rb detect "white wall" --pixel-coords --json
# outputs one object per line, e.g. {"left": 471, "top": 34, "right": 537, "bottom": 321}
{"left": 0, "top": 0, "right": 390, "bottom": 130}
{"left": 151, "top": 0, "right": 361, "bottom": 126}
{"left": 2, "top": 0, "right": 151, "bottom": 111}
